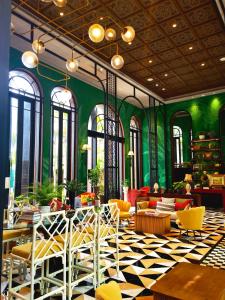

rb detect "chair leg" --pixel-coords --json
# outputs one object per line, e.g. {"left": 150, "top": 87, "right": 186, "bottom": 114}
{"left": 193, "top": 231, "right": 196, "bottom": 240}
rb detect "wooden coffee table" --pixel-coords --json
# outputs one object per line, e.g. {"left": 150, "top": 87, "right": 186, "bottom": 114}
{"left": 151, "top": 262, "right": 225, "bottom": 300}
{"left": 135, "top": 212, "right": 170, "bottom": 234}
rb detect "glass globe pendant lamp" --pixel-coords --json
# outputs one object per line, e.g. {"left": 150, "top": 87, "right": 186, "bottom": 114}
{"left": 111, "top": 54, "right": 124, "bottom": 70}
{"left": 21, "top": 51, "right": 39, "bottom": 68}
{"left": 66, "top": 58, "right": 79, "bottom": 73}
{"left": 121, "top": 26, "right": 135, "bottom": 43}
{"left": 88, "top": 24, "right": 105, "bottom": 43}
{"left": 105, "top": 28, "right": 116, "bottom": 41}
{"left": 53, "top": 0, "right": 67, "bottom": 7}
{"left": 32, "top": 39, "right": 45, "bottom": 54}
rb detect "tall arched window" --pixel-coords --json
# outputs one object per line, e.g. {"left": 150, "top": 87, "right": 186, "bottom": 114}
{"left": 51, "top": 87, "right": 77, "bottom": 185}
{"left": 9, "top": 70, "right": 42, "bottom": 197}
{"left": 87, "top": 104, "right": 124, "bottom": 192}
{"left": 130, "top": 117, "right": 142, "bottom": 189}
{"left": 173, "top": 125, "right": 183, "bottom": 167}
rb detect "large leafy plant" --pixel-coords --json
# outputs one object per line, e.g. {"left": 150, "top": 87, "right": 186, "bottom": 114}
{"left": 88, "top": 166, "right": 101, "bottom": 187}
{"left": 29, "top": 181, "right": 62, "bottom": 206}
{"left": 63, "top": 179, "right": 86, "bottom": 195}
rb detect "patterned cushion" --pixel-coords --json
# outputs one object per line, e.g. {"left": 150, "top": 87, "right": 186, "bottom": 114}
{"left": 162, "top": 197, "right": 175, "bottom": 204}
{"left": 156, "top": 201, "right": 175, "bottom": 212}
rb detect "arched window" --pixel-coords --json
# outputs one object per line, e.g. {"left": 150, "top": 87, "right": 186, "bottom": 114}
{"left": 173, "top": 125, "right": 183, "bottom": 167}
{"left": 9, "top": 70, "right": 42, "bottom": 197}
{"left": 130, "top": 117, "right": 142, "bottom": 189}
{"left": 87, "top": 104, "right": 124, "bottom": 192}
{"left": 51, "top": 87, "right": 77, "bottom": 185}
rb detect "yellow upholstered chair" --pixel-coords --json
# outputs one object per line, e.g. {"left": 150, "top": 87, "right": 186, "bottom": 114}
{"left": 95, "top": 281, "right": 122, "bottom": 300}
{"left": 176, "top": 206, "right": 205, "bottom": 238}
{"left": 108, "top": 199, "right": 131, "bottom": 223}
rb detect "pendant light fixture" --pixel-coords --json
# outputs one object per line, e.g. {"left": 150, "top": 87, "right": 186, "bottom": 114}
{"left": 21, "top": 51, "right": 39, "bottom": 68}
{"left": 105, "top": 28, "right": 116, "bottom": 41}
{"left": 88, "top": 23, "right": 105, "bottom": 43}
{"left": 52, "top": 0, "right": 67, "bottom": 7}
{"left": 121, "top": 26, "right": 135, "bottom": 43}
{"left": 32, "top": 39, "right": 45, "bottom": 54}
{"left": 66, "top": 50, "right": 79, "bottom": 73}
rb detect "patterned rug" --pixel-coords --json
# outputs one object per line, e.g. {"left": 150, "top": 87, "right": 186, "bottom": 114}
{"left": 201, "top": 237, "right": 225, "bottom": 270}
{"left": 3, "top": 209, "right": 225, "bottom": 300}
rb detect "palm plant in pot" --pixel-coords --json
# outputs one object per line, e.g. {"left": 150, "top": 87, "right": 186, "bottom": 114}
{"left": 88, "top": 166, "right": 101, "bottom": 197}
{"left": 29, "top": 181, "right": 62, "bottom": 213}
{"left": 63, "top": 179, "right": 86, "bottom": 208}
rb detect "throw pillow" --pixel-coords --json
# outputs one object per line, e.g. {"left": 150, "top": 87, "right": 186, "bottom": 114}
{"left": 175, "top": 198, "right": 192, "bottom": 203}
{"left": 149, "top": 196, "right": 162, "bottom": 202}
{"left": 156, "top": 201, "right": 175, "bottom": 212}
{"left": 175, "top": 200, "right": 191, "bottom": 211}
{"left": 148, "top": 200, "right": 157, "bottom": 209}
{"left": 138, "top": 201, "right": 148, "bottom": 210}
{"left": 162, "top": 197, "right": 175, "bottom": 204}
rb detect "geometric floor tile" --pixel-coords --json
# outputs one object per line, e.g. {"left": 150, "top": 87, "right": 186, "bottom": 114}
{"left": 2, "top": 209, "right": 225, "bottom": 300}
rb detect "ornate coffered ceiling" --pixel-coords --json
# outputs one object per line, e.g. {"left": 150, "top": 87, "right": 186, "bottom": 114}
{"left": 12, "top": 0, "right": 225, "bottom": 100}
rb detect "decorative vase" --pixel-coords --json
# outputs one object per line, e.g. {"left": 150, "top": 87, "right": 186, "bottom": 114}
{"left": 153, "top": 182, "right": 159, "bottom": 193}
{"left": 39, "top": 206, "right": 51, "bottom": 214}
{"left": 199, "top": 134, "right": 205, "bottom": 140}
{"left": 185, "top": 183, "right": 191, "bottom": 195}
{"left": 123, "top": 186, "right": 128, "bottom": 201}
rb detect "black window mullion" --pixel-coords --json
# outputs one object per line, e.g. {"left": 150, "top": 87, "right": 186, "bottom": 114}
{"left": 58, "top": 110, "right": 63, "bottom": 184}
{"left": 29, "top": 100, "right": 35, "bottom": 187}
{"left": 67, "top": 111, "right": 71, "bottom": 180}
{"left": 15, "top": 100, "right": 24, "bottom": 196}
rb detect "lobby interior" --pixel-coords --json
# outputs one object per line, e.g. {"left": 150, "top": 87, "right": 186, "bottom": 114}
{"left": 1, "top": 0, "right": 225, "bottom": 299}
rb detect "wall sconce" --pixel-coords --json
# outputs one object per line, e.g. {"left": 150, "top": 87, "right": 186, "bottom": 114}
{"left": 81, "top": 144, "right": 91, "bottom": 152}
{"left": 128, "top": 150, "right": 134, "bottom": 157}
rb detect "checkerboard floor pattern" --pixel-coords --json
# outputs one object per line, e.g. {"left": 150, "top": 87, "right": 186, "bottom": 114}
{"left": 201, "top": 237, "right": 225, "bottom": 270}
{"left": 3, "top": 209, "right": 225, "bottom": 300}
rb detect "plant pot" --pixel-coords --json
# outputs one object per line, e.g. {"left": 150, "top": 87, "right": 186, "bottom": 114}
{"left": 199, "top": 135, "right": 205, "bottom": 140}
{"left": 39, "top": 206, "right": 51, "bottom": 214}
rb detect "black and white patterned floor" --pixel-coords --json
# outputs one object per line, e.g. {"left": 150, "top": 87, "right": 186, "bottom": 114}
{"left": 3, "top": 209, "right": 225, "bottom": 300}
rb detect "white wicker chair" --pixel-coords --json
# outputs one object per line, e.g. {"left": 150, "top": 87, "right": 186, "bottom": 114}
{"left": 96, "top": 203, "right": 120, "bottom": 286}
{"left": 8, "top": 210, "right": 69, "bottom": 300}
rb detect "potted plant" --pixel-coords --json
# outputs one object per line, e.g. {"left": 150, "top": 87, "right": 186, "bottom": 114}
{"left": 86, "top": 196, "right": 93, "bottom": 206}
{"left": 88, "top": 166, "right": 101, "bottom": 197}
{"left": 197, "top": 131, "right": 206, "bottom": 140}
{"left": 63, "top": 179, "right": 86, "bottom": 208}
{"left": 29, "top": 181, "right": 62, "bottom": 213}
{"left": 121, "top": 179, "right": 129, "bottom": 201}
{"left": 172, "top": 181, "right": 185, "bottom": 194}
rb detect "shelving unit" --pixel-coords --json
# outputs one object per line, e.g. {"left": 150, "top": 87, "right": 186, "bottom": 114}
{"left": 191, "top": 138, "right": 224, "bottom": 173}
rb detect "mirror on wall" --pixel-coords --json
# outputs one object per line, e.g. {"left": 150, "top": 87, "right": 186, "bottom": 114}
{"left": 171, "top": 111, "right": 192, "bottom": 182}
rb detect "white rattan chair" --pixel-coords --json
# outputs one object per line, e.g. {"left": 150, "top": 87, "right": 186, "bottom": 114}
{"left": 96, "top": 203, "right": 120, "bottom": 286}
{"left": 8, "top": 210, "right": 69, "bottom": 300}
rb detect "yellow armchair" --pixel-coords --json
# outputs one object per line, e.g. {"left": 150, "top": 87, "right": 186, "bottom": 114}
{"left": 108, "top": 199, "right": 131, "bottom": 222}
{"left": 176, "top": 206, "right": 205, "bottom": 238}
{"left": 95, "top": 281, "right": 122, "bottom": 300}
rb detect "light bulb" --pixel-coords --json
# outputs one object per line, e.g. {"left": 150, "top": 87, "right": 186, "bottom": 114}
{"left": 121, "top": 26, "right": 135, "bottom": 43}
{"left": 111, "top": 54, "right": 124, "bottom": 70}
{"left": 53, "top": 0, "right": 67, "bottom": 7}
{"left": 61, "top": 88, "right": 72, "bottom": 103}
{"left": 66, "top": 58, "right": 79, "bottom": 73}
{"left": 88, "top": 24, "right": 105, "bottom": 43}
{"left": 105, "top": 28, "right": 116, "bottom": 41}
{"left": 21, "top": 51, "right": 39, "bottom": 68}
{"left": 32, "top": 39, "right": 45, "bottom": 54}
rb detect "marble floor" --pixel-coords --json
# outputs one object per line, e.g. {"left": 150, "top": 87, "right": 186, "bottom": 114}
{"left": 2, "top": 209, "right": 225, "bottom": 300}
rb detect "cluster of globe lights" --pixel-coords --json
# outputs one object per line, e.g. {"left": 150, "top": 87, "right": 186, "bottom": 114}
{"left": 22, "top": 22, "right": 135, "bottom": 72}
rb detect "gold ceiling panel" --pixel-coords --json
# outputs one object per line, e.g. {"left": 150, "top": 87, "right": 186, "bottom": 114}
{"left": 12, "top": 0, "right": 225, "bottom": 99}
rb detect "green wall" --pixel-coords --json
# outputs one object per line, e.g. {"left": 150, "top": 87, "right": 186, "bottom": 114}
{"left": 9, "top": 47, "right": 145, "bottom": 187}
{"left": 166, "top": 93, "right": 225, "bottom": 186}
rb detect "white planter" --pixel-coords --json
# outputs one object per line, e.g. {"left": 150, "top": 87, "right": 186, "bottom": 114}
{"left": 123, "top": 187, "right": 128, "bottom": 202}
{"left": 39, "top": 206, "right": 51, "bottom": 214}
{"left": 153, "top": 182, "right": 159, "bottom": 193}
{"left": 199, "top": 135, "right": 205, "bottom": 140}
{"left": 185, "top": 183, "right": 191, "bottom": 195}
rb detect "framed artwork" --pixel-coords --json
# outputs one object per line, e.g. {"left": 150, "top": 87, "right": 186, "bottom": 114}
{"left": 209, "top": 174, "right": 225, "bottom": 187}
